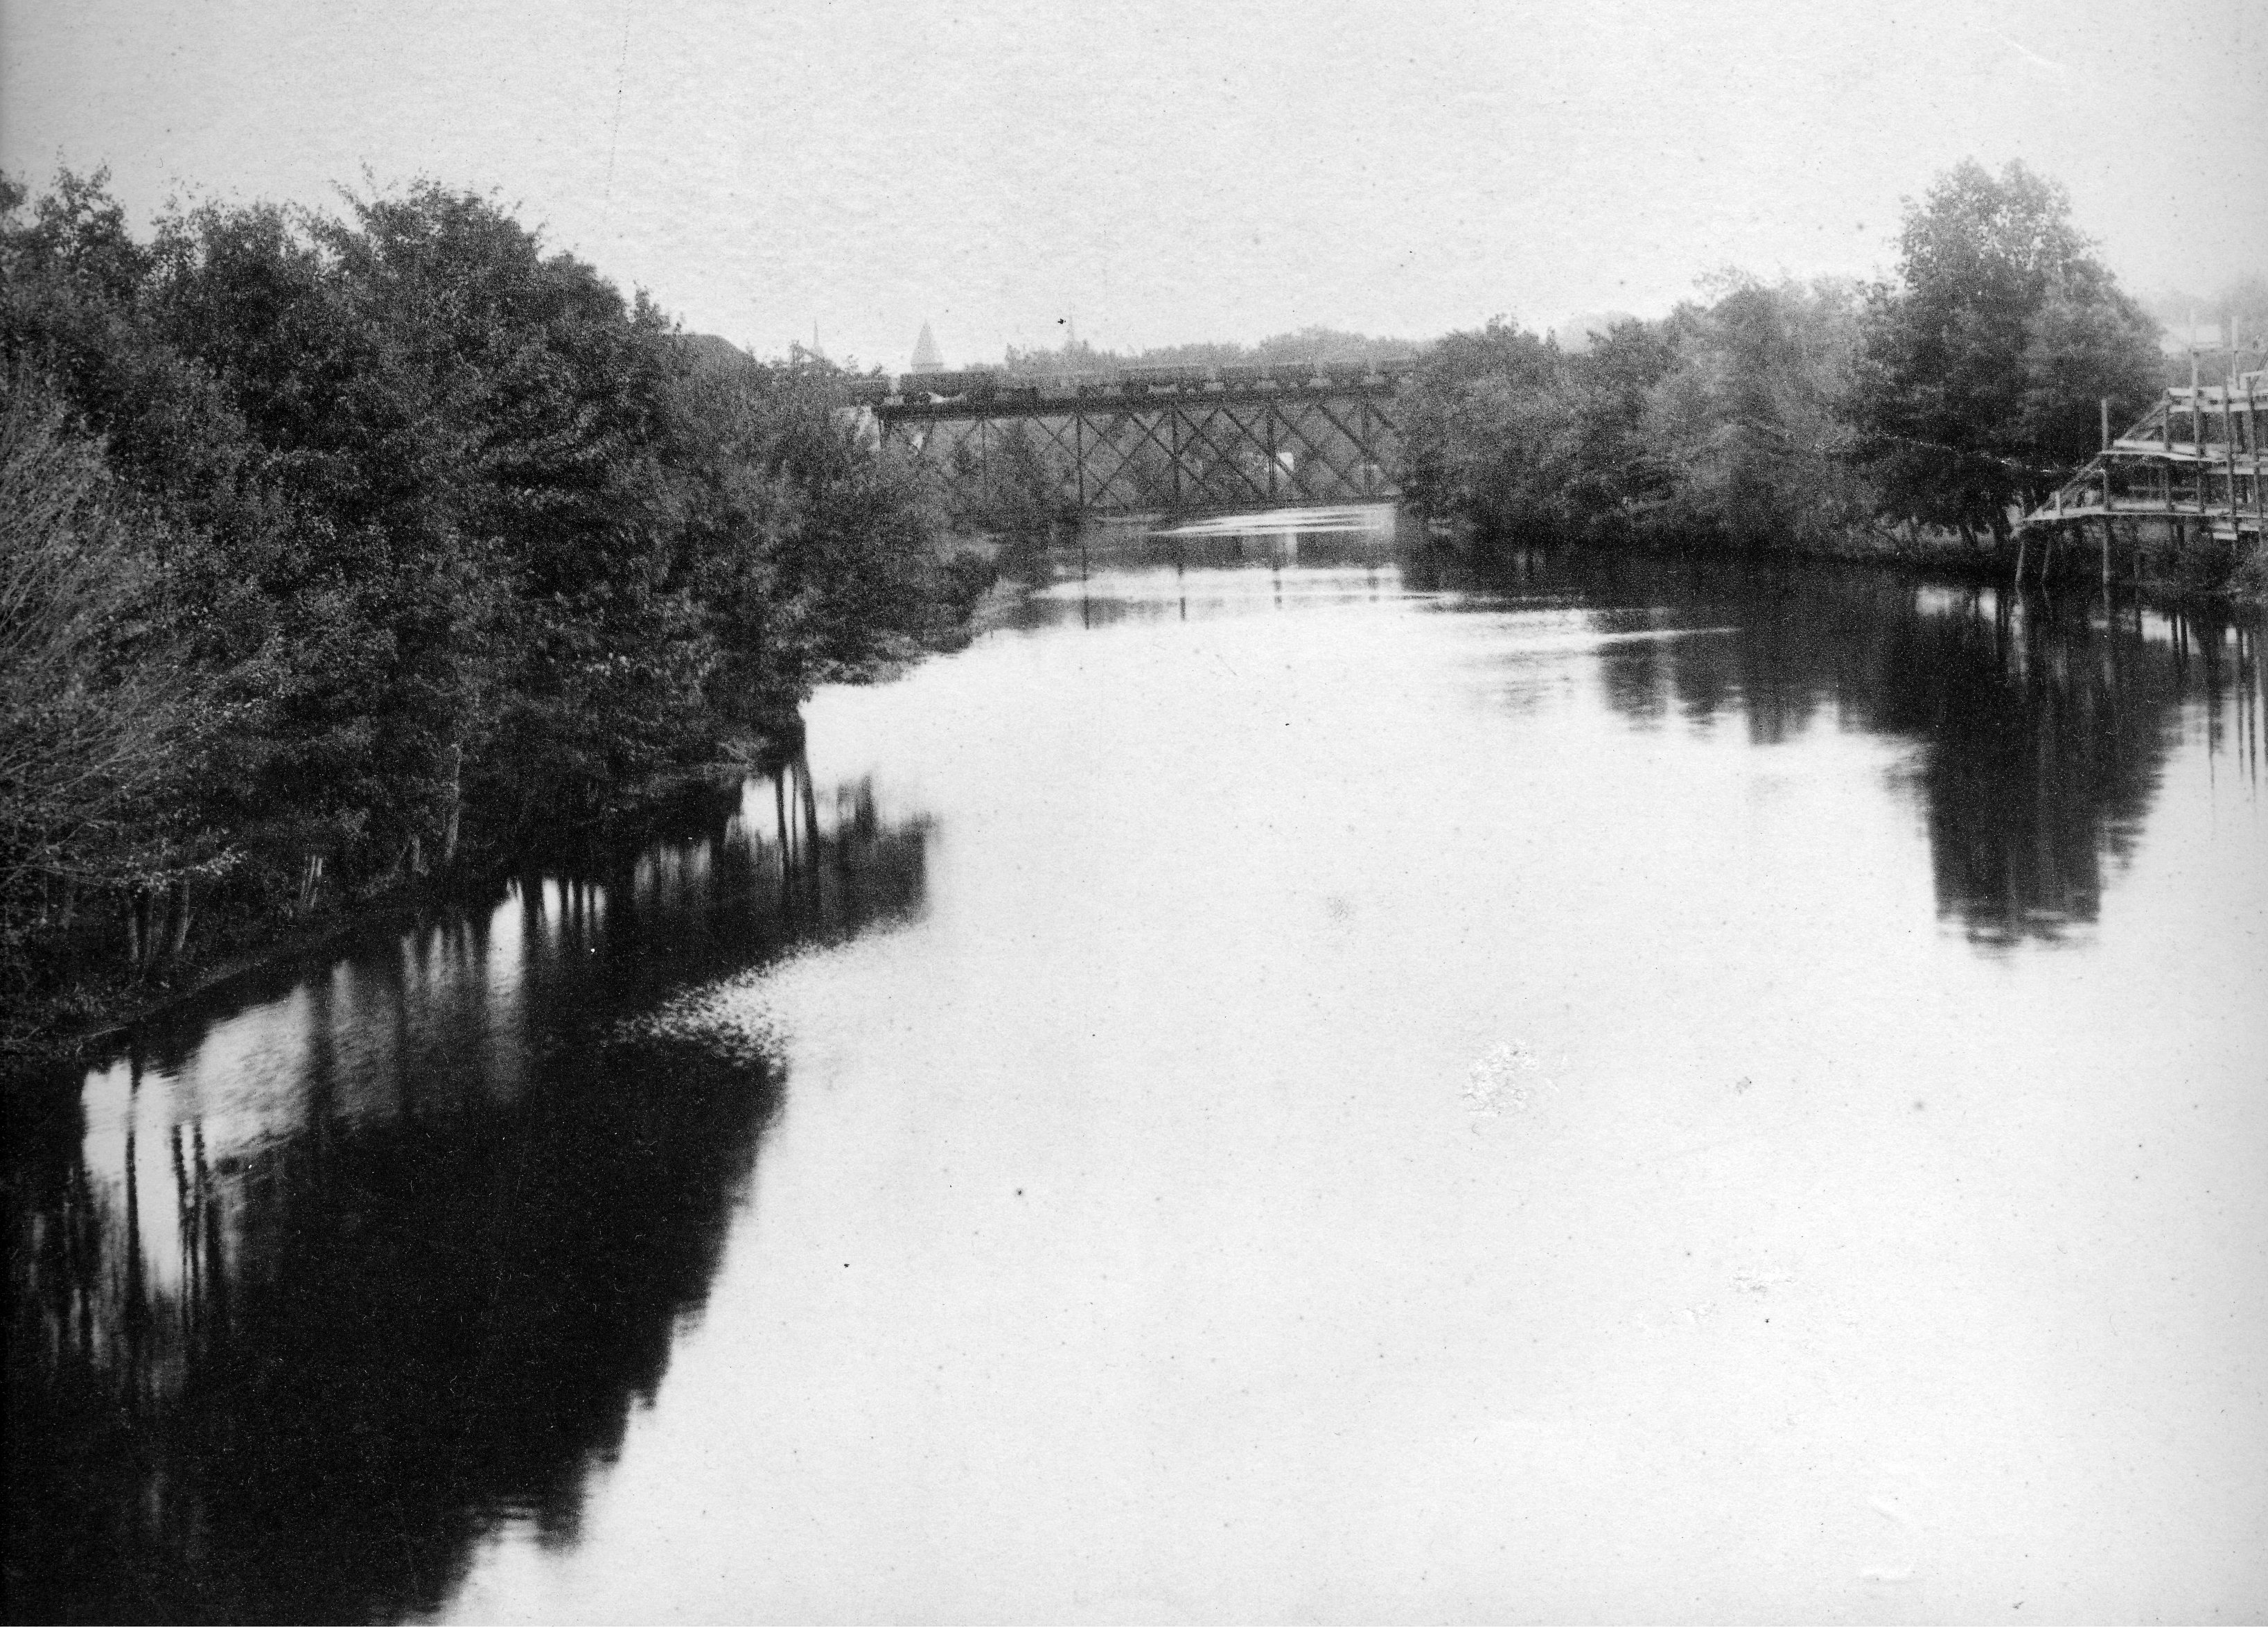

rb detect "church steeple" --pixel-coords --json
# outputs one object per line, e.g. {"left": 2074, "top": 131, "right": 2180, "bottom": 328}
{"left": 910, "top": 321, "right": 944, "bottom": 374}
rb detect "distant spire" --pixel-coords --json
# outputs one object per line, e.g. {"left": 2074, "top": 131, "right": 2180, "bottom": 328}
{"left": 911, "top": 321, "right": 944, "bottom": 374}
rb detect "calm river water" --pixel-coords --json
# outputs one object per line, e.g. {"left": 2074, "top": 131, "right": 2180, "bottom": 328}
{"left": 6, "top": 537, "right": 2266, "bottom": 1622}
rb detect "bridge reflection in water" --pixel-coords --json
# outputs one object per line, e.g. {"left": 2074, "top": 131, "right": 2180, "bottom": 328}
{"left": 2, "top": 760, "right": 931, "bottom": 1625}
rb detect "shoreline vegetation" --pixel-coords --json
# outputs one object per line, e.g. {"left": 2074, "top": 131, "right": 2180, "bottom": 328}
{"left": 1390, "top": 160, "right": 2263, "bottom": 602}
{"left": 977, "top": 159, "right": 2260, "bottom": 601}
{"left": 1, "top": 170, "right": 991, "bottom": 1054}
{"left": 5, "top": 157, "right": 2260, "bottom": 1056}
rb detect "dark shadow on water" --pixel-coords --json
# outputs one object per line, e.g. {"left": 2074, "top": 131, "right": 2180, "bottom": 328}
{"left": 3, "top": 759, "right": 931, "bottom": 1623}
{"left": 9, "top": 545, "right": 2260, "bottom": 1620}
{"left": 1450, "top": 546, "right": 2261, "bottom": 947}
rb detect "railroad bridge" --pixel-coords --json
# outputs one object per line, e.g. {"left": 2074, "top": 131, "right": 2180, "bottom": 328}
{"left": 861, "top": 364, "right": 1414, "bottom": 516}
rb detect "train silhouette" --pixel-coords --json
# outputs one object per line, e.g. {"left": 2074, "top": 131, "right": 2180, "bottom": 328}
{"left": 848, "top": 359, "right": 1416, "bottom": 408}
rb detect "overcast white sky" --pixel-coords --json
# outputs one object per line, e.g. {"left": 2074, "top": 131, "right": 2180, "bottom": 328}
{"left": 3, "top": 0, "right": 2264, "bottom": 371}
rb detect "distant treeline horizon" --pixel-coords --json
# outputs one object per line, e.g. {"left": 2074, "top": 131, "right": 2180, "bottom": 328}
{"left": 968, "top": 161, "right": 2253, "bottom": 576}
{"left": 1384, "top": 160, "right": 2239, "bottom": 570}
{"left": 1384, "top": 161, "right": 2262, "bottom": 585}
{"left": 902, "top": 270, "right": 2262, "bottom": 388}
{"left": 942, "top": 160, "right": 2260, "bottom": 600}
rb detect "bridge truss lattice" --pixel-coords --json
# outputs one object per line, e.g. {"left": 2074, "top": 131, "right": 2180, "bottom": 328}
{"left": 874, "top": 378, "right": 1408, "bottom": 516}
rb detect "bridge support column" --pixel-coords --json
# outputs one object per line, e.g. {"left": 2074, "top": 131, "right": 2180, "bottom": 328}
{"left": 1168, "top": 408, "right": 1182, "bottom": 509}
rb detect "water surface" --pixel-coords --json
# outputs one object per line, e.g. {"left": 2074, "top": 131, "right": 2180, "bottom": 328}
{"left": 8, "top": 547, "right": 2265, "bottom": 1622}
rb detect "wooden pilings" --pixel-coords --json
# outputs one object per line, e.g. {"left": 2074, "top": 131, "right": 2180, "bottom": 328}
{"left": 2015, "top": 373, "right": 2265, "bottom": 595}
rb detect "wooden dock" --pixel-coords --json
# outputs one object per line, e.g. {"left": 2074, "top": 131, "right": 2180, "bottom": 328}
{"left": 2016, "top": 371, "right": 2265, "bottom": 584}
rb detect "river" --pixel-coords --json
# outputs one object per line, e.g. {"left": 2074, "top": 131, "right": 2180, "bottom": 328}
{"left": 6, "top": 532, "right": 2266, "bottom": 1622}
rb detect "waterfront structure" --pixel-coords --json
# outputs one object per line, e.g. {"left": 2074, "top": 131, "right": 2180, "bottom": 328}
{"left": 2016, "top": 369, "right": 2265, "bottom": 585}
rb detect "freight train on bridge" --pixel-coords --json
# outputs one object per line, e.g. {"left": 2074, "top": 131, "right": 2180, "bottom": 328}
{"left": 853, "top": 361, "right": 1418, "bottom": 516}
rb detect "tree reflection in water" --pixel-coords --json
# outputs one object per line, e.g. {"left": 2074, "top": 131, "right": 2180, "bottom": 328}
{"left": 1463, "top": 548, "right": 2260, "bottom": 946}
{"left": 6, "top": 553, "right": 2263, "bottom": 1621}
{"left": 3, "top": 760, "right": 930, "bottom": 1623}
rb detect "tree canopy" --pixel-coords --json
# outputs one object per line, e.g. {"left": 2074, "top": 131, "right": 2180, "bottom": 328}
{"left": 1398, "top": 159, "right": 2176, "bottom": 565}
{"left": 1, "top": 169, "right": 976, "bottom": 1029}
{"left": 1841, "top": 159, "right": 2160, "bottom": 539}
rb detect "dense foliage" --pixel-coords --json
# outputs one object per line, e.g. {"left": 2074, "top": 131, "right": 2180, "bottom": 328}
{"left": 1843, "top": 159, "right": 2161, "bottom": 541}
{"left": 0, "top": 170, "right": 978, "bottom": 1030}
{"left": 1401, "top": 160, "right": 2169, "bottom": 563}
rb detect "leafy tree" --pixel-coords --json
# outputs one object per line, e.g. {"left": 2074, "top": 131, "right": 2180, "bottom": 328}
{"left": 316, "top": 186, "right": 714, "bottom": 831}
{"left": 1398, "top": 317, "right": 1570, "bottom": 547}
{"left": 1558, "top": 317, "right": 1680, "bottom": 539}
{"left": 0, "top": 167, "right": 970, "bottom": 1035}
{"left": 1641, "top": 276, "right": 1877, "bottom": 552}
{"left": 1843, "top": 159, "right": 2159, "bottom": 542}
{"left": 0, "top": 170, "right": 252, "bottom": 507}
{"left": 0, "top": 380, "right": 225, "bottom": 988}
{"left": 669, "top": 342, "right": 967, "bottom": 690}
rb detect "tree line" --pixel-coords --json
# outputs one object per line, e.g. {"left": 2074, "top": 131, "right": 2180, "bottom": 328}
{"left": 1, "top": 170, "right": 985, "bottom": 1039}
{"left": 1397, "top": 160, "right": 2192, "bottom": 573}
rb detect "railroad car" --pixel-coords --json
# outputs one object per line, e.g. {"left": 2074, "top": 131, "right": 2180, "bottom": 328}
{"left": 899, "top": 368, "right": 1001, "bottom": 401}
{"left": 1120, "top": 363, "right": 1215, "bottom": 393}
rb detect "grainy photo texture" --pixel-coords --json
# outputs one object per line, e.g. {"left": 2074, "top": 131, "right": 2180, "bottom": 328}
{"left": 3, "top": 2, "right": 2265, "bottom": 1622}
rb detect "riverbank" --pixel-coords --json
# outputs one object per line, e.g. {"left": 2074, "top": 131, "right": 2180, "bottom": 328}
{"left": 1434, "top": 511, "right": 2268, "bottom": 608}
{"left": 8, "top": 884, "right": 475, "bottom": 1065}
{"left": 938, "top": 571, "right": 1044, "bottom": 643}
{"left": 1, "top": 735, "right": 806, "bottom": 1064}
{"left": 4, "top": 540, "right": 1030, "bottom": 1067}
{"left": 15, "top": 523, "right": 2248, "bottom": 1066}
{"left": 3, "top": 171, "right": 990, "bottom": 1074}
{"left": 1795, "top": 518, "right": 2268, "bottom": 605}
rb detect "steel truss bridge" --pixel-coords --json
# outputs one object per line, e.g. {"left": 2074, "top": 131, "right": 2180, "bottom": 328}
{"left": 865, "top": 365, "right": 1414, "bottom": 516}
